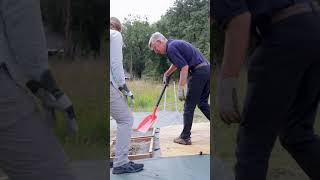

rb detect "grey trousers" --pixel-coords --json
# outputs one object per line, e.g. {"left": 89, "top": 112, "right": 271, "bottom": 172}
{"left": 110, "top": 83, "right": 133, "bottom": 167}
{"left": 0, "top": 66, "right": 76, "bottom": 180}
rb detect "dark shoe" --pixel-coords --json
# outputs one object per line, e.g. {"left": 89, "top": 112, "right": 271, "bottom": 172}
{"left": 173, "top": 136, "right": 192, "bottom": 145}
{"left": 112, "top": 161, "right": 144, "bottom": 174}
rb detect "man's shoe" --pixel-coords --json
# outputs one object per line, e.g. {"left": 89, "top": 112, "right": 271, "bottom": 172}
{"left": 173, "top": 136, "right": 192, "bottom": 145}
{"left": 112, "top": 161, "right": 144, "bottom": 174}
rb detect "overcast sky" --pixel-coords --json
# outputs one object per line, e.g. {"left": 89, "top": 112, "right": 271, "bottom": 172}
{"left": 110, "top": 0, "right": 175, "bottom": 24}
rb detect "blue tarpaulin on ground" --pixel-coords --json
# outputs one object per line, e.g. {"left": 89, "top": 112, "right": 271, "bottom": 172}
{"left": 72, "top": 160, "right": 106, "bottom": 180}
{"left": 110, "top": 155, "right": 210, "bottom": 180}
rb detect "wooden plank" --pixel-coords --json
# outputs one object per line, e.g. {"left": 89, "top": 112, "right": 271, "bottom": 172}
{"left": 131, "top": 128, "right": 155, "bottom": 139}
{"left": 111, "top": 128, "right": 155, "bottom": 141}
{"left": 160, "top": 122, "right": 210, "bottom": 157}
{"left": 149, "top": 136, "right": 154, "bottom": 158}
{"left": 110, "top": 136, "right": 154, "bottom": 161}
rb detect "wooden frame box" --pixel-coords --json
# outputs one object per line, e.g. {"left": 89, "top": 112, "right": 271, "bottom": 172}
{"left": 110, "top": 136, "right": 154, "bottom": 161}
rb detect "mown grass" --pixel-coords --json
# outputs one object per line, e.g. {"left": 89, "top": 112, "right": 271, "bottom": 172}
{"left": 126, "top": 79, "right": 209, "bottom": 123}
{"left": 50, "top": 58, "right": 107, "bottom": 160}
{"left": 212, "top": 68, "right": 320, "bottom": 180}
{"left": 126, "top": 80, "right": 181, "bottom": 112}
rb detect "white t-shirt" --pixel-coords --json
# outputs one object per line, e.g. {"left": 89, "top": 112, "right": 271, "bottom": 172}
{"left": 110, "top": 29, "right": 125, "bottom": 89}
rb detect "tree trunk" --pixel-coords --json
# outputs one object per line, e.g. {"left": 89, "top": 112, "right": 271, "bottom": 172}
{"left": 64, "top": 0, "right": 72, "bottom": 58}
{"left": 130, "top": 49, "right": 133, "bottom": 76}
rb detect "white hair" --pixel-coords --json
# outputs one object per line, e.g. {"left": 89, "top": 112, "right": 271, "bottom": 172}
{"left": 148, "top": 32, "right": 167, "bottom": 50}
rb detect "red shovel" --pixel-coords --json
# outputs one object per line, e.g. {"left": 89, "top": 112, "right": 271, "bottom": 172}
{"left": 136, "top": 83, "right": 168, "bottom": 133}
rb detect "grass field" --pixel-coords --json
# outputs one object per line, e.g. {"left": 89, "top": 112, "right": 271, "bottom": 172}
{"left": 212, "top": 69, "right": 320, "bottom": 180}
{"left": 126, "top": 79, "right": 209, "bottom": 123}
{"left": 50, "top": 58, "right": 107, "bottom": 160}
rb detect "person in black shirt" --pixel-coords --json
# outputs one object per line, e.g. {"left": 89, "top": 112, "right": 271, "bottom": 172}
{"left": 213, "top": 1, "right": 320, "bottom": 179}
{"left": 148, "top": 32, "right": 210, "bottom": 145}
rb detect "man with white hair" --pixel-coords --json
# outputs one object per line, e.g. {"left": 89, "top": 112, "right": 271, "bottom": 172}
{"left": 110, "top": 17, "right": 144, "bottom": 174}
{"left": 148, "top": 32, "right": 210, "bottom": 145}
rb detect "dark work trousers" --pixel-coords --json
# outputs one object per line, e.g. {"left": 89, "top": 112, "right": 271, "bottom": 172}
{"left": 0, "top": 65, "right": 76, "bottom": 180}
{"left": 180, "top": 65, "right": 210, "bottom": 139}
{"left": 235, "top": 12, "right": 320, "bottom": 180}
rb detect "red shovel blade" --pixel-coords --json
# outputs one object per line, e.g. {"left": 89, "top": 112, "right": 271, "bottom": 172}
{"left": 136, "top": 108, "right": 158, "bottom": 133}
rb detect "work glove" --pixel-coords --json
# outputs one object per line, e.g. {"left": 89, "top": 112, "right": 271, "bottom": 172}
{"left": 178, "top": 85, "right": 186, "bottom": 101}
{"left": 26, "top": 70, "right": 78, "bottom": 136}
{"left": 217, "top": 77, "right": 241, "bottom": 125}
{"left": 119, "top": 84, "right": 135, "bottom": 104}
{"left": 32, "top": 88, "right": 56, "bottom": 128}
{"left": 163, "top": 74, "right": 171, "bottom": 86}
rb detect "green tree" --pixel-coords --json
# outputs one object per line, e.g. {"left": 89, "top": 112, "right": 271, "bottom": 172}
{"left": 41, "top": 0, "right": 108, "bottom": 58}
{"left": 157, "top": 0, "right": 209, "bottom": 58}
{"left": 122, "top": 16, "right": 155, "bottom": 78}
{"left": 119, "top": 0, "right": 210, "bottom": 79}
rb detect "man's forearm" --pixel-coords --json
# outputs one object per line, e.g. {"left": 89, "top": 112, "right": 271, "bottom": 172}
{"left": 164, "top": 64, "right": 177, "bottom": 77}
{"left": 221, "top": 12, "right": 251, "bottom": 79}
{"left": 179, "top": 65, "right": 189, "bottom": 87}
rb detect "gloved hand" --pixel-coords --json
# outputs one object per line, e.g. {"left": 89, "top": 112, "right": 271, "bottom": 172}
{"left": 36, "top": 88, "right": 78, "bottom": 136}
{"left": 163, "top": 74, "right": 171, "bottom": 86}
{"left": 217, "top": 77, "right": 241, "bottom": 125}
{"left": 178, "top": 85, "right": 186, "bottom": 101}
{"left": 26, "top": 70, "right": 78, "bottom": 136}
{"left": 119, "top": 84, "right": 135, "bottom": 104}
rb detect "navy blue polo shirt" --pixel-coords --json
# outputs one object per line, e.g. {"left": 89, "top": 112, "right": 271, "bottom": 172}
{"left": 166, "top": 39, "right": 208, "bottom": 69}
{"left": 212, "top": 0, "right": 312, "bottom": 29}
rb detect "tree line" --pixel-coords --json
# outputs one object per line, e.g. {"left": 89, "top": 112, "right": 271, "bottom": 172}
{"left": 40, "top": 0, "right": 108, "bottom": 58}
{"left": 121, "top": 0, "right": 209, "bottom": 79}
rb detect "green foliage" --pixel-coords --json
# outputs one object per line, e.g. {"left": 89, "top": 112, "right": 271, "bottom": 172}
{"left": 126, "top": 80, "right": 172, "bottom": 112}
{"left": 157, "top": 0, "right": 210, "bottom": 58}
{"left": 122, "top": 17, "right": 156, "bottom": 78}
{"left": 41, "top": 0, "right": 65, "bottom": 32}
{"left": 40, "top": 0, "right": 108, "bottom": 56}
{"left": 50, "top": 60, "right": 107, "bottom": 147}
{"left": 121, "top": 0, "right": 209, "bottom": 79}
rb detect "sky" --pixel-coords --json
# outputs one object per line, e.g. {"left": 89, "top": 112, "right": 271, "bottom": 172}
{"left": 110, "top": 0, "right": 175, "bottom": 24}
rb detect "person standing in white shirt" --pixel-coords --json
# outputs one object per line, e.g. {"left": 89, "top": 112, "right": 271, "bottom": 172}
{"left": 109, "top": 17, "right": 144, "bottom": 174}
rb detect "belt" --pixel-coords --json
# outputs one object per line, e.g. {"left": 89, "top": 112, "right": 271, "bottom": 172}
{"left": 256, "top": 2, "right": 319, "bottom": 36}
{"left": 190, "top": 62, "right": 208, "bottom": 72}
{"left": 272, "top": 2, "right": 319, "bottom": 23}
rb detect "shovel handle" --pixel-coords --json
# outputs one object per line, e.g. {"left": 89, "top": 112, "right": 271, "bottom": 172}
{"left": 155, "top": 84, "right": 168, "bottom": 108}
